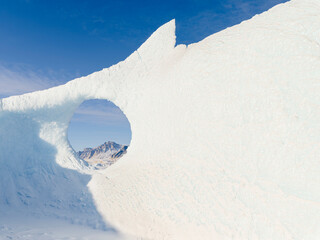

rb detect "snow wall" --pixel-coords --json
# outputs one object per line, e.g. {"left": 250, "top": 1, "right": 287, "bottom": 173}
{"left": 1, "top": 0, "right": 320, "bottom": 239}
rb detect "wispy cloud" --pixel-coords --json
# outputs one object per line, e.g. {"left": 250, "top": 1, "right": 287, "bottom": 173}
{"left": 0, "top": 64, "right": 61, "bottom": 98}
{"left": 72, "top": 100, "right": 129, "bottom": 125}
{"left": 177, "top": 0, "right": 288, "bottom": 44}
{"left": 222, "top": 0, "right": 289, "bottom": 18}
{"left": 0, "top": 64, "right": 128, "bottom": 126}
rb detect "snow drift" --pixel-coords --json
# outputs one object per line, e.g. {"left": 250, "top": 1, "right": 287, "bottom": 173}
{"left": 1, "top": 0, "right": 320, "bottom": 239}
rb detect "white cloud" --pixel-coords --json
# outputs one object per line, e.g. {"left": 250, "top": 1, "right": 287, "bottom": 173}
{"left": 75, "top": 107, "right": 126, "bottom": 121}
{"left": 0, "top": 64, "right": 60, "bottom": 98}
{"left": 72, "top": 101, "right": 129, "bottom": 125}
{"left": 0, "top": 64, "right": 128, "bottom": 125}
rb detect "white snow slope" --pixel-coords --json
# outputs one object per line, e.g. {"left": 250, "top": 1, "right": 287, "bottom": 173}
{"left": 1, "top": 0, "right": 320, "bottom": 239}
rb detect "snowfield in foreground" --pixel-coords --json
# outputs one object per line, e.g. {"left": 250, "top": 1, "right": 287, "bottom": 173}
{"left": 0, "top": 214, "right": 126, "bottom": 240}
{"left": 1, "top": 0, "right": 320, "bottom": 239}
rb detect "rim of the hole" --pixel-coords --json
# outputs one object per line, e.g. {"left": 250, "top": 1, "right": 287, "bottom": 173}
{"left": 67, "top": 99, "right": 132, "bottom": 169}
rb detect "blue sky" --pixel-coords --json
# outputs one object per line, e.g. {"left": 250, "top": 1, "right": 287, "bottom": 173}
{"left": 0, "top": 0, "right": 288, "bottom": 150}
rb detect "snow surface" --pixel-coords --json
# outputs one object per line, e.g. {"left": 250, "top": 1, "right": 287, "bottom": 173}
{"left": 1, "top": 0, "right": 320, "bottom": 239}
{"left": 0, "top": 213, "right": 126, "bottom": 240}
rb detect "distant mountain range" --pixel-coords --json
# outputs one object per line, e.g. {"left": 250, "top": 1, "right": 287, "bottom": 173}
{"left": 78, "top": 141, "right": 128, "bottom": 169}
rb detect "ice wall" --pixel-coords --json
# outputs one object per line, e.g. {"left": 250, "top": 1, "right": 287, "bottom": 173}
{"left": 1, "top": 0, "right": 320, "bottom": 239}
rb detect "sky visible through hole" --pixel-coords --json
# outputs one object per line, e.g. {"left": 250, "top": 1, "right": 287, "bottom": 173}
{"left": 0, "top": 0, "right": 288, "bottom": 149}
{"left": 68, "top": 99, "right": 131, "bottom": 151}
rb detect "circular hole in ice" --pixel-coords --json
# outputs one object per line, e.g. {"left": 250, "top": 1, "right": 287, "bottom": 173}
{"left": 68, "top": 99, "right": 131, "bottom": 169}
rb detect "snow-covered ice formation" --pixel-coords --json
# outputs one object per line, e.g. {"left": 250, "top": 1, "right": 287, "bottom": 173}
{"left": 1, "top": 0, "right": 320, "bottom": 239}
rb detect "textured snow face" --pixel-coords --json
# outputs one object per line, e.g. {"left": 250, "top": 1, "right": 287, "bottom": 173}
{"left": 1, "top": 0, "right": 320, "bottom": 239}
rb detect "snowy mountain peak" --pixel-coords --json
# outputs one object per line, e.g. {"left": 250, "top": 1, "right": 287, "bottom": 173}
{"left": 78, "top": 141, "right": 128, "bottom": 169}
